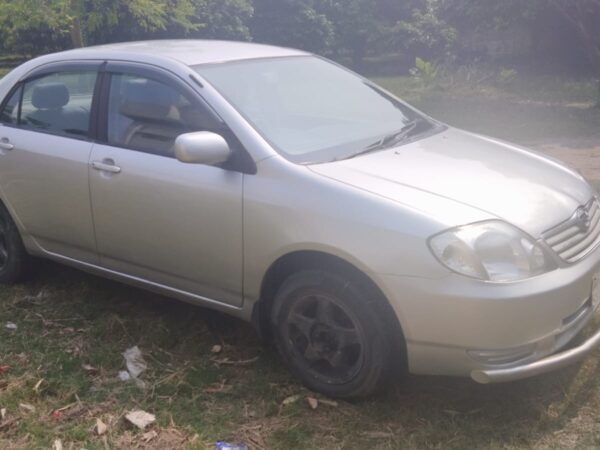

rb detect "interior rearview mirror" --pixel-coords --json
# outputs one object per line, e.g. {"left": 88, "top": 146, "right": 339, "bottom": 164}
{"left": 174, "top": 131, "right": 231, "bottom": 165}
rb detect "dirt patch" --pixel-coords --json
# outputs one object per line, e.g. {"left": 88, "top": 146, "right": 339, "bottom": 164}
{"left": 535, "top": 144, "right": 600, "bottom": 181}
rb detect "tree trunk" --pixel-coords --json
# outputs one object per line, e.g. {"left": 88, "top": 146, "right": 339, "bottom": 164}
{"left": 69, "top": 0, "right": 83, "bottom": 48}
{"left": 70, "top": 19, "right": 83, "bottom": 48}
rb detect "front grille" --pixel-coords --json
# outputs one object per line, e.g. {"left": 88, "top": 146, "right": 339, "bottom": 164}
{"left": 543, "top": 198, "right": 600, "bottom": 263}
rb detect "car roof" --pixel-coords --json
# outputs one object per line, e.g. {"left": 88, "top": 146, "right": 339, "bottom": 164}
{"left": 53, "top": 40, "right": 308, "bottom": 67}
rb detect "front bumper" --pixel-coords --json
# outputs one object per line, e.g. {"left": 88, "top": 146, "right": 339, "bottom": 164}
{"left": 471, "top": 325, "right": 600, "bottom": 383}
{"left": 376, "top": 241, "right": 600, "bottom": 381}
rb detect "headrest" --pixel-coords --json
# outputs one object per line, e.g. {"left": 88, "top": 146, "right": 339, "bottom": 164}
{"left": 31, "top": 83, "right": 69, "bottom": 109}
{"left": 120, "top": 79, "right": 180, "bottom": 123}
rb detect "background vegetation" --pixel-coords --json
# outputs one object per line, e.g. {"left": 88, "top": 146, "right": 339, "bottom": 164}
{"left": 1, "top": 1, "right": 600, "bottom": 449}
{"left": 0, "top": 0, "right": 598, "bottom": 105}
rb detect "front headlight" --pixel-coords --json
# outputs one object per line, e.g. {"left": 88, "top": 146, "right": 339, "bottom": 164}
{"left": 429, "top": 221, "right": 556, "bottom": 282}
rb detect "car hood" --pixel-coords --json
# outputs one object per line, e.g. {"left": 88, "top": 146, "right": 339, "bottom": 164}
{"left": 309, "top": 128, "right": 595, "bottom": 238}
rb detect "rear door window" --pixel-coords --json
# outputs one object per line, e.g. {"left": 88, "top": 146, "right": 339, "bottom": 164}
{"left": 20, "top": 71, "right": 97, "bottom": 138}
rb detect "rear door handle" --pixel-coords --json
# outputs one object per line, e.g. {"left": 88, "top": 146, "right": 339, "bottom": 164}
{"left": 91, "top": 160, "right": 121, "bottom": 174}
{"left": 0, "top": 138, "right": 14, "bottom": 151}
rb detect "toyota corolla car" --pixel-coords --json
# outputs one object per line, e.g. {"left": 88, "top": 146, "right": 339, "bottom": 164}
{"left": 0, "top": 40, "right": 599, "bottom": 398}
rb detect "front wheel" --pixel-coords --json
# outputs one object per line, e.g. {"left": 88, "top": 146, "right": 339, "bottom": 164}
{"left": 271, "top": 270, "right": 395, "bottom": 398}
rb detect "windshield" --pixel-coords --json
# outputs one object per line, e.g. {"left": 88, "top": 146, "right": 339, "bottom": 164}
{"left": 195, "top": 56, "right": 438, "bottom": 164}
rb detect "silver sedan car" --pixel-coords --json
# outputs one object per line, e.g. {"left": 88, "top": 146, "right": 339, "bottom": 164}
{"left": 0, "top": 40, "right": 599, "bottom": 398}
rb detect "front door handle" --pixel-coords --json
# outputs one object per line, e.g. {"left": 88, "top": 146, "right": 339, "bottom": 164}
{"left": 0, "top": 138, "right": 14, "bottom": 151}
{"left": 91, "top": 160, "right": 121, "bottom": 174}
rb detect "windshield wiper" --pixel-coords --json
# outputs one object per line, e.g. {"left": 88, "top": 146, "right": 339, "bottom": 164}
{"left": 367, "top": 119, "right": 422, "bottom": 150}
{"left": 342, "top": 118, "right": 423, "bottom": 161}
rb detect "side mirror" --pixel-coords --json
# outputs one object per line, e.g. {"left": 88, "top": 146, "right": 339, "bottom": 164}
{"left": 174, "top": 131, "right": 231, "bottom": 165}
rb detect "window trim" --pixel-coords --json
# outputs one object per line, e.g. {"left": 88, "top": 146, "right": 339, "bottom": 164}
{"left": 19, "top": 60, "right": 104, "bottom": 83}
{"left": 0, "top": 84, "right": 23, "bottom": 127}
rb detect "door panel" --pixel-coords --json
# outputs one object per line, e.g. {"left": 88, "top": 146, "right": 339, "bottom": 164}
{"left": 89, "top": 143, "right": 244, "bottom": 306}
{"left": 0, "top": 126, "right": 97, "bottom": 262}
{"left": 0, "top": 68, "right": 99, "bottom": 263}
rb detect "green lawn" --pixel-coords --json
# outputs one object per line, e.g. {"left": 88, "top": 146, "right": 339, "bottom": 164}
{"left": 1, "top": 71, "right": 600, "bottom": 449}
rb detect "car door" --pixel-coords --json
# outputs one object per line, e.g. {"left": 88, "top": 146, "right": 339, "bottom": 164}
{"left": 89, "top": 63, "right": 244, "bottom": 307}
{"left": 0, "top": 63, "right": 101, "bottom": 263}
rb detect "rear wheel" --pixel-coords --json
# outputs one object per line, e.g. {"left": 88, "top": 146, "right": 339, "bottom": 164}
{"left": 271, "top": 270, "right": 394, "bottom": 398}
{"left": 0, "top": 203, "right": 32, "bottom": 284}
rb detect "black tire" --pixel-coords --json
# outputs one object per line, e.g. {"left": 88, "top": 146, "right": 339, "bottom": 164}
{"left": 0, "top": 203, "right": 32, "bottom": 284}
{"left": 271, "top": 270, "right": 394, "bottom": 399}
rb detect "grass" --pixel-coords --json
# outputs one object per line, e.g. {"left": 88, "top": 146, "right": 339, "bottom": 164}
{"left": 1, "top": 67, "right": 600, "bottom": 449}
{"left": 3, "top": 264, "right": 600, "bottom": 449}
{"left": 374, "top": 71, "right": 600, "bottom": 147}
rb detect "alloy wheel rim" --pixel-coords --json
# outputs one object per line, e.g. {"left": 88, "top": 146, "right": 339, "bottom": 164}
{"left": 284, "top": 290, "right": 365, "bottom": 384}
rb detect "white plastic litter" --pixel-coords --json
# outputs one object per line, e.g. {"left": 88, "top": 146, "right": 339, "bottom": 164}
{"left": 118, "top": 370, "right": 131, "bottom": 381}
{"left": 4, "top": 322, "right": 17, "bottom": 330}
{"left": 122, "top": 346, "right": 147, "bottom": 378}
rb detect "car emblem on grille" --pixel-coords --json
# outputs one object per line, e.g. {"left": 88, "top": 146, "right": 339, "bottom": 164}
{"left": 575, "top": 206, "right": 591, "bottom": 231}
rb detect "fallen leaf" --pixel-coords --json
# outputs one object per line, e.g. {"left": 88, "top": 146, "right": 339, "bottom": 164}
{"left": 82, "top": 364, "right": 99, "bottom": 374}
{"left": 306, "top": 397, "right": 318, "bottom": 410}
{"left": 33, "top": 378, "right": 45, "bottom": 393}
{"left": 95, "top": 418, "right": 108, "bottom": 436}
{"left": 203, "top": 381, "right": 232, "bottom": 394}
{"left": 0, "top": 417, "right": 19, "bottom": 431}
{"left": 19, "top": 403, "right": 36, "bottom": 413}
{"left": 212, "top": 356, "right": 259, "bottom": 366}
{"left": 123, "top": 346, "right": 147, "bottom": 378}
{"left": 142, "top": 430, "right": 158, "bottom": 442}
{"left": 4, "top": 322, "right": 17, "bottom": 330}
{"left": 55, "top": 402, "right": 77, "bottom": 413}
{"left": 362, "top": 431, "right": 394, "bottom": 439}
{"left": 0, "top": 365, "right": 9, "bottom": 375}
{"left": 125, "top": 410, "right": 155, "bottom": 430}
{"left": 53, "top": 439, "right": 63, "bottom": 450}
{"left": 319, "top": 399, "right": 338, "bottom": 407}
{"left": 211, "top": 344, "right": 222, "bottom": 354}
{"left": 282, "top": 395, "right": 300, "bottom": 406}
{"left": 24, "top": 290, "right": 48, "bottom": 302}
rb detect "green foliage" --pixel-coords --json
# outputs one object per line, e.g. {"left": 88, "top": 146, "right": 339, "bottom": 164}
{"left": 0, "top": 0, "right": 598, "bottom": 104}
{"left": 83, "top": 0, "right": 198, "bottom": 43}
{"left": 411, "top": 57, "right": 440, "bottom": 88}
{"left": 0, "top": 0, "right": 73, "bottom": 54}
{"left": 192, "top": 0, "right": 254, "bottom": 40}
{"left": 321, "top": 0, "right": 379, "bottom": 66}
{"left": 0, "top": 0, "right": 253, "bottom": 52}
{"left": 251, "top": 0, "right": 335, "bottom": 54}
{"left": 439, "top": 0, "right": 548, "bottom": 38}
{"left": 497, "top": 68, "right": 518, "bottom": 85}
{"left": 383, "top": 0, "right": 456, "bottom": 61}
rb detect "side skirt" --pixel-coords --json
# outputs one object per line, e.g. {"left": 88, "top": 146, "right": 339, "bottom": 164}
{"left": 40, "top": 250, "right": 246, "bottom": 319}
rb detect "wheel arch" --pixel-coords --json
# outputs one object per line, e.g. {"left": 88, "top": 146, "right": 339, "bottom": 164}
{"left": 252, "top": 249, "right": 407, "bottom": 371}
